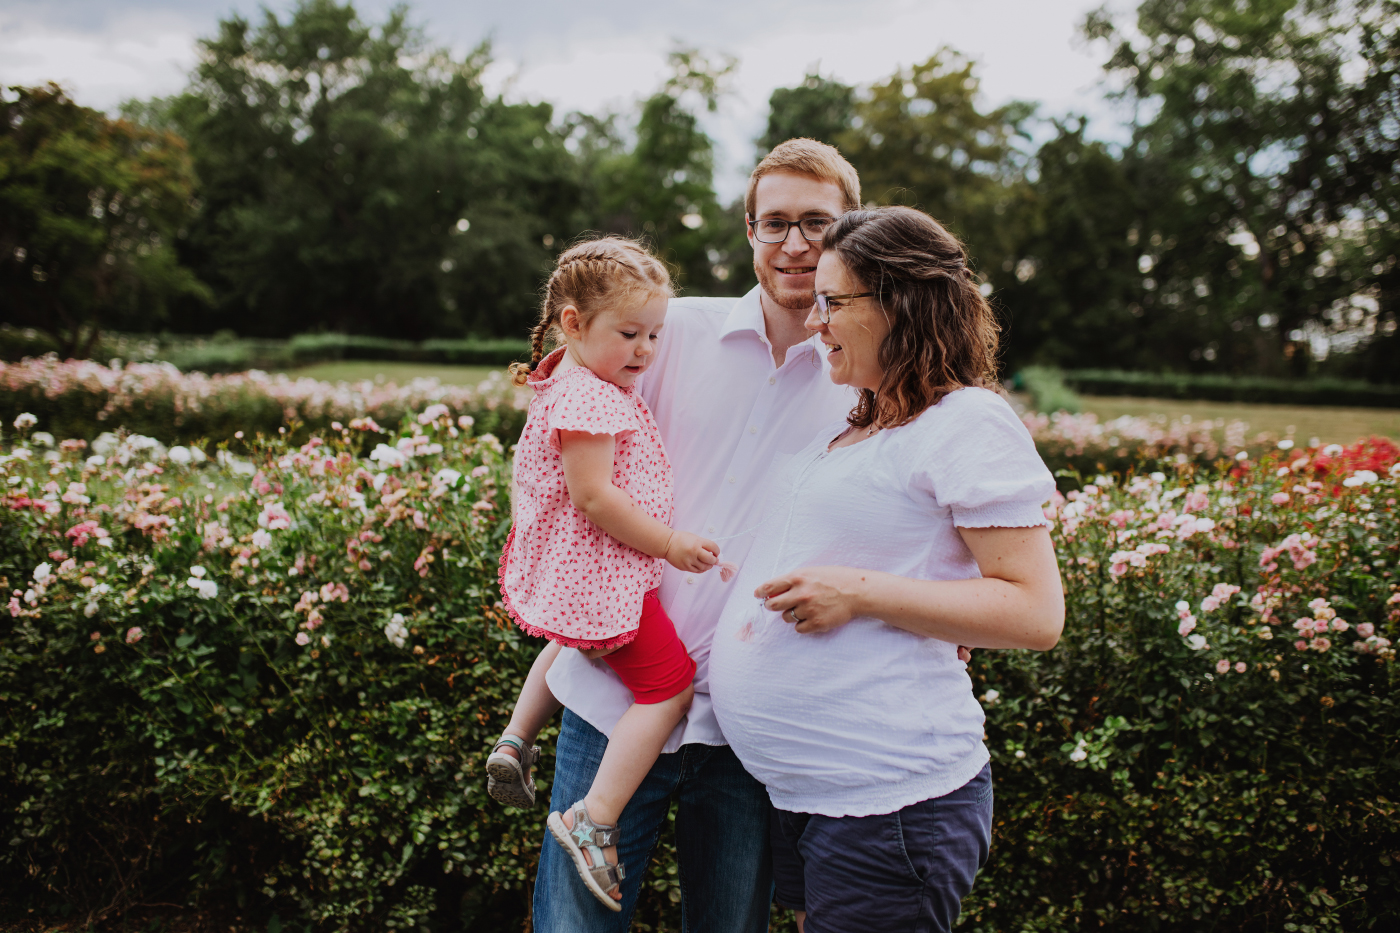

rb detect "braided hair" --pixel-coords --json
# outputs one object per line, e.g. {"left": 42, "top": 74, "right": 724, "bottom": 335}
{"left": 509, "top": 236, "right": 673, "bottom": 386}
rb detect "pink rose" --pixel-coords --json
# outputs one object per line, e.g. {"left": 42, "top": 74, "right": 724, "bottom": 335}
{"left": 1234, "top": 661, "right": 1247, "bottom": 673}
{"left": 1357, "top": 622, "right": 1375, "bottom": 637}
{"left": 1270, "top": 492, "right": 1290, "bottom": 505}
{"left": 1216, "top": 659, "right": 1230, "bottom": 674}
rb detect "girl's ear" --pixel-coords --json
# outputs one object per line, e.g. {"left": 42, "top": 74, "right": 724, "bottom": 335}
{"left": 558, "top": 304, "right": 582, "bottom": 341}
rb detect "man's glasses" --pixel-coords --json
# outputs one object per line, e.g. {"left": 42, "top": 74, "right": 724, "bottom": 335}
{"left": 814, "top": 292, "right": 875, "bottom": 323}
{"left": 748, "top": 217, "right": 836, "bottom": 244}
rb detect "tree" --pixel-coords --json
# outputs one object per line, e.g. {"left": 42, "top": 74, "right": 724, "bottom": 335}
{"left": 758, "top": 73, "right": 855, "bottom": 154}
{"left": 575, "top": 47, "right": 742, "bottom": 297}
{"left": 1086, "top": 0, "right": 1400, "bottom": 375}
{"left": 0, "top": 84, "right": 208, "bottom": 357}
{"left": 164, "top": 0, "right": 581, "bottom": 339}
{"left": 838, "top": 49, "right": 1038, "bottom": 283}
{"left": 996, "top": 120, "right": 1150, "bottom": 370}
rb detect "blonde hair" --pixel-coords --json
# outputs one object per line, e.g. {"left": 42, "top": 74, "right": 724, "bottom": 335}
{"left": 744, "top": 138, "right": 861, "bottom": 218}
{"left": 510, "top": 236, "right": 673, "bottom": 386}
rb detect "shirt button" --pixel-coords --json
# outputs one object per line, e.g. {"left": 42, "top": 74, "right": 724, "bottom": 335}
{"left": 768, "top": 376, "right": 776, "bottom": 385}
{"left": 687, "top": 577, "right": 695, "bottom": 585}
{"left": 708, "top": 526, "right": 716, "bottom": 533}
{"left": 728, "top": 476, "right": 736, "bottom": 484}
{"left": 749, "top": 425, "right": 757, "bottom": 434}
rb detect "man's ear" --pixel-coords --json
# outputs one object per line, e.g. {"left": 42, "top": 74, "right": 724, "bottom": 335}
{"left": 558, "top": 304, "right": 583, "bottom": 341}
{"left": 744, "top": 213, "right": 755, "bottom": 250}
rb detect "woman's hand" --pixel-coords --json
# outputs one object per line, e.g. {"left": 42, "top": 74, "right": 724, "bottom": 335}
{"left": 757, "top": 567, "right": 977, "bottom": 660}
{"left": 754, "top": 566, "right": 871, "bottom": 635}
{"left": 665, "top": 530, "right": 720, "bottom": 573}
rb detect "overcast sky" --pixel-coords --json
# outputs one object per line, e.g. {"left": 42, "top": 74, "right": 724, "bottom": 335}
{"left": 0, "top": 0, "right": 1137, "bottom": 199}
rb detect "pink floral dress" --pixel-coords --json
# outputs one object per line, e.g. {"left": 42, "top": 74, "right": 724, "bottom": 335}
{"left": 499, "top": 348, "right": 674, "bottom": 649}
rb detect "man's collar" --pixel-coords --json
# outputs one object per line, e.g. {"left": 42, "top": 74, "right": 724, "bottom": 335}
{"left": 717, "top": 285, "right": 768, "bottom": 340}
{"left": 718, "top": 285, "right": 824, "bottom": 368}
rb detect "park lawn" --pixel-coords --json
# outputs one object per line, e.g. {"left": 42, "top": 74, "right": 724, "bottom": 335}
{"left": 276, "top": 361, "right": 502, "bottom": 386}
{"left": 1077, "top": 394, "right": 1400, "bottom": 445}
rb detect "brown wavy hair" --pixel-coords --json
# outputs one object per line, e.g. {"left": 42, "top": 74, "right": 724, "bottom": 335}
{"left": 509, "top": 236, "right": 673, "bottom": 386}
{"left": 823, "top": 206, "right": 999, "bottom": 430}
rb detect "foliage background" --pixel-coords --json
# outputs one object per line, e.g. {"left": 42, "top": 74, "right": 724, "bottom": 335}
{"left": 2, "top": 0, "right": 1397, "bottom": 379}
{"left": 1, "top": 406, "right": 1397, "bottom": 931}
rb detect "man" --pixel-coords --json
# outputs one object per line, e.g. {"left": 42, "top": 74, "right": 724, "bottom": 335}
{"left": 532, "top": 139, "right": 861, "bottom": 931}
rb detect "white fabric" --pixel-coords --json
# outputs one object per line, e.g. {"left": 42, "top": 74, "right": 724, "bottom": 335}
{"left": 546, "top": 286, "right": 857, "bottom": 752}
{"left": 708, "top": 387, "right": 1055, "bottom": 817}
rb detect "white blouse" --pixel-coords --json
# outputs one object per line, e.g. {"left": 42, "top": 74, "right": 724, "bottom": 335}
{"left": 708, "top": 387, "right": 1055, "bottom": 817}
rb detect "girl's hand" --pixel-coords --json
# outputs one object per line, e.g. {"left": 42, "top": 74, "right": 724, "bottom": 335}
{"left": 754, "top": 566, "right": 869, "bottom": 635}
{"left": 580, "top": 645, "right": 622, "bottom": 660}
{"left": 665, "top": 531, "right": 721, "bottom": 573}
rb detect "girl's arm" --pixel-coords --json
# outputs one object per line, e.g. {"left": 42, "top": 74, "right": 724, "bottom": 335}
{"left": 754, "top": 525, "right": 1064, "bottom": 651}
{"left": 559, "top": 430, "right": 718, "bottom": 573}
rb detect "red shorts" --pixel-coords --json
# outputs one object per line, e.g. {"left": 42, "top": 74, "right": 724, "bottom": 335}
{"left": 596, "top": 591, "right": 696, "bottom": 704}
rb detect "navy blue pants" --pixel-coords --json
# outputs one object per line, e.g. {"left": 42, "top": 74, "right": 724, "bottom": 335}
{"left": 770, "top": 763, "right": 993, "bottom": 933}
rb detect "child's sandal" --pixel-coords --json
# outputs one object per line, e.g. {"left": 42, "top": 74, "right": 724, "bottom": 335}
{"left": 547, "top": 800, "right": 626, "bottom": 912}
{"left": 485, "top": 734, "right": 540, "bottom": 808}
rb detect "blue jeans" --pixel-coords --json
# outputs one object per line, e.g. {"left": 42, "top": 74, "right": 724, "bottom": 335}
{"left": 532, "top": 709, "right": 773, "bottom": 933}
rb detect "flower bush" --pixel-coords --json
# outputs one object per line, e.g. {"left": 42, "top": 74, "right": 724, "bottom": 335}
{"left": 2, "top": 404, "right": 1397, "bottom": 931}
{"left": 1023, "top": 409, "right": 1259, "bottom": 480}
{"left": 0, "top": 356, "right": 529, "bottom": 450}
{"left": 964, "top": 438, "right": 1400, "bottom": 931}
{"left": 0, "top": 411, "right": 562, "bottom": 929}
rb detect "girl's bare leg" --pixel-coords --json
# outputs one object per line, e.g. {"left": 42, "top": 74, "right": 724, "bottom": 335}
{"left": 560, "top": 684, "right": 695, "bottom": 900}
{"left": 497, "top": 641, "right": 564, "bottom": 759}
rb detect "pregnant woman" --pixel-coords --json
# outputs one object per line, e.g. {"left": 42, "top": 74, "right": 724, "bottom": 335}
{"left": 709, "top": 206, "right": 1065, "bottom": 933}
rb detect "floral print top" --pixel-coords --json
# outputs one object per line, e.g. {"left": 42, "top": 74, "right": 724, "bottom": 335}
{"left": 499, "top": 348, "right": 673, "bottom": 648}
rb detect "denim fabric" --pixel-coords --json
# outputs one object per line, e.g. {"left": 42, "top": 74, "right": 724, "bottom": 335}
{"left": 532, "top": 709, "right": 773, "bottom": 933}
{"left": 769, "top": 763, "right": 993, "bottom": 933}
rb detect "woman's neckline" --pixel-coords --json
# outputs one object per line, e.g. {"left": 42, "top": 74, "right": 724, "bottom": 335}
{"left": 826, "top": 423, "right": 883, "bottom": 452}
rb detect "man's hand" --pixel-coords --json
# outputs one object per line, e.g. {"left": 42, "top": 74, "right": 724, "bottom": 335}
{"left": 665, "top": 530, "right": 720, "bottom": 573}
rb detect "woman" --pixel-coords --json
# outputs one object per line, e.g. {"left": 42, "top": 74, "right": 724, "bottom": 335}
{"left": 708, "top": 206, "right": 1064, "bottom": 933}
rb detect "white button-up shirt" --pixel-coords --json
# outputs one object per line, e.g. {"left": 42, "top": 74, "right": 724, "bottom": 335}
{"left": 545, "top": 286, "right": 857, "bottom": 751}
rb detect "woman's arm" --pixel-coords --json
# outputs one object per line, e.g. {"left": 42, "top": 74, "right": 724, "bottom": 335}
{"left": 559, "top": 429, "right": 719, "bottom": 573}
{"left": 754, "top": 525, "right": 1064, "bottom": 651}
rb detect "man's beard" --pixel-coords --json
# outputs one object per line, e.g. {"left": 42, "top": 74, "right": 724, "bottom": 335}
{"left": 753, "top": 257, "right": 815, "bottom": 312}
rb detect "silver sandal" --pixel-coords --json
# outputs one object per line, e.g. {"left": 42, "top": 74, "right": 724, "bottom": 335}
{"left": 485, "top": 734, "right": 541, "bottom": 808}
{"left": 547, "top": 800, "right": 625, "bottom": 912}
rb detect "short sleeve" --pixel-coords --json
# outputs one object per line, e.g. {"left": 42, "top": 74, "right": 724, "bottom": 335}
{"left": 908, "top": 389, "right": 1054, "bottom": 528}
{"left": 547, "top": 371, "right": 641, "bottom": 450}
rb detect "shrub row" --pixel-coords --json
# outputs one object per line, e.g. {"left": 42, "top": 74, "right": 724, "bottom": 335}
{"left": 0, "top": 327, "right": 533, "bottom": 374}
{"left": 2, "top": 358, "right": 1279, "bottom": 489}
{"left": 0, "top": 357, "right": 529, "bottom": 452}
{"left": 1059, "top": 368, "right": 1400, "bottom": 408}
{"left": 2, "top": 411, "right": 1397, "bottom": 931}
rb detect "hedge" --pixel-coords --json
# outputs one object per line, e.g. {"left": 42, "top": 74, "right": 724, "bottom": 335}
{"left": 0, "top": 327, "right": 532, "bottom": 374}
{"left": 2, "top": 409, "right": 1397, "bottom": 931}
{"left": 1059, "top": 368, "right": 1400, "bottom": 409}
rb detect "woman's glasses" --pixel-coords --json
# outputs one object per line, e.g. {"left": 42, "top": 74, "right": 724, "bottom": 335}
{"left": 814, "top": 292, "right": 875, "bottom": 324}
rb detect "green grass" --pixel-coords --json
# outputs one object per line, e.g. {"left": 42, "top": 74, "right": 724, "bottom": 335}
{"left": 1077, "top": 394, "right": 1400, "bottom": 445}
{"left": 276, "top": 361, "right": 502, "bottom": 386}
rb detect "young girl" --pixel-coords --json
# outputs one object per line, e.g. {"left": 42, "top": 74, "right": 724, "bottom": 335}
{"left": 488, "top": 236, "right": 719, "bottom": 911}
